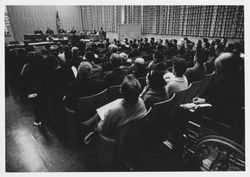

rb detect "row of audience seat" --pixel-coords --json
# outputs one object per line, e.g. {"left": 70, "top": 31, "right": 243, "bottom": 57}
{"left": 46, "top": 70, "right": 242, "bottom": 170}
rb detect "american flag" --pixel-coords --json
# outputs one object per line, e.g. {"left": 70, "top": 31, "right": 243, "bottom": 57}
{"left": 56, "top": 11, "right": 61, "bottom": 32}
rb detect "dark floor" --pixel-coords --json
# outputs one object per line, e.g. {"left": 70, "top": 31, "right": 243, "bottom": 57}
{"left": 5, "top": 86, "right": 187, "bottom": 172}
{"left": 5, "top": 91, "right": 99, "bottom": 172}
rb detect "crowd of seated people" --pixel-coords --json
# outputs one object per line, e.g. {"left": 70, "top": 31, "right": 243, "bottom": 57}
{"left": 6, "top": 34, "right": 244, "bottom": 150}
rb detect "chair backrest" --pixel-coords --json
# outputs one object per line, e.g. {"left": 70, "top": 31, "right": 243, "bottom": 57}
{"left": 77, "top": 89, "right": 108, "bottom": 122}
{"left": 108, "top": 85, "right": 121, "bottom": 101}
{"left": 167, "top": 85, "right": 192, "bottom": 121}
{"left": 184, "top": 80, "right": 202, "bottom": 103}
{"left": 97, "top": 133, "right": 116, "bottom": 170}
{"left": 65, "top": 107, "right": 79, "bottom": 147}
{"left": 115, "top": 108, "right": 152, "bottom": 157}
{"left": 137, "top": 77, "right": 146, "bottom": 88}
{"left": 147, "top": 93, "right": 175, "bottom": 125}
{"left": 198, "top": 72, "right": 215, "bottom": 97}
{"left": 147, "top": 93, "right": 176, "bottom": 141}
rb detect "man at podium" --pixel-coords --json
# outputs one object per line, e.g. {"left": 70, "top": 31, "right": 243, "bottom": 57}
{"left": 99, "top": 27, "right": 106, "bottom": 39}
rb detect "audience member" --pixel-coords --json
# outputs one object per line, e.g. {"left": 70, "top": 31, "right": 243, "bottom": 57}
{"left": 132, "top": 57, "right": 148, "bottom": 78}
{"left": 71, "top": 47, "right": 83, "bottom": 68}
{"left": 64, "top": 62, "right": 105, "bottom": 110}
{"left": 119, "top": 52, "right": 132, "bottom": 73}
{"left": 148, "top": 50, "right": 166, "bottom": 72}
{"left": 85, "top": 51, "right": 103, "bottom": 79}
{"left": 185, "top": 50, "right": 208, "bottom": 84}
{"left": 104, "top": 53, "right": 127, "bottom": 87}
{"left": 140, "top": 70, "right": 167, "bottom": 109}
{"left": 85, "top": 75, "right": 147, "bottom": 138}
{"left": 193, "top": 52, "right": 244, "bottom": 126}
{"left": 165, "top": 57, "right": 188, "bottom": 97}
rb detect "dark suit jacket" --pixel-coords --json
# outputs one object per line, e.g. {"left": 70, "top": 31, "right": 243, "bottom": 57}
{"left": 185, "top": 64, "right": 206, "bottom": 84}
{"left": 64, "top": 78, "right": 106, "bottom": 110}
{"left": 203, "top": 72, "right": 244, "bottom": 126}
{"left": 104, "top": 67, "right": 127, "bottom": 87}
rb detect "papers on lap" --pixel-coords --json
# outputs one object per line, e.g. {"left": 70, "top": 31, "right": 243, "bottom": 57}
{"left": 96, "top": 99, "right": 123, "bottom": 120}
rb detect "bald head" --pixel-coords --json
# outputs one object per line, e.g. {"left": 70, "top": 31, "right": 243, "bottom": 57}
{"left": 215, "top": 52, "right": 240, "bottom": 74}
{"left": 78, "top": 61, "right": 92, "bottom": 79}
{"left": 110, "top": 53, "right": 121, "bottom": 67}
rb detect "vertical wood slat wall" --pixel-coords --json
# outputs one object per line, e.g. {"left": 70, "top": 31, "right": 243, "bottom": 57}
{"left": 140, "top": 5, "right": 244, "bottom": 39}
{"left": 81, "top": 6, "right": 122, "bottom": 33}
{"left": 89, "top": 5, "right": 243, "bottom": 39}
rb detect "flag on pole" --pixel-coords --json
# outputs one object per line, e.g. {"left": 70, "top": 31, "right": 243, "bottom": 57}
{"left": 56, "top": 11, "right": 61, "bottom": 32}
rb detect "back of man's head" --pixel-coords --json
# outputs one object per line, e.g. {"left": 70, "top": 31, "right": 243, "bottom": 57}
{"left": 154, "top": 51, "right": 165, "bottom": 63}
{"left": 71, "top": 47, "right": 79, "bottom": 57}
{"left": 77, "top": 61, "right": 92, "bottom": 79}
{"left": 119, "top": 53, "right": 128, "bottom": 63}
{"left": 173, "top": 57, "right": 187, "bottom": 77}
{"left": 135, "top": 57, "right": 145, "bottom": 65}
{"left": 110, "top": 53, "right": 121, "bottom": 68}
{"left": 195, "top": 50, "right": 209, "bottom": 64}
{"left": 214, "top": 52, "right": 240, "bottom": 74}
{"left": 85, "top": 51, "right": 95, "bottom": 62}
{"left": 108, "top": 44, "right": 118, "bottom": 53}
{"left": 120, "top": 74, "right": 141, "bottom": 103}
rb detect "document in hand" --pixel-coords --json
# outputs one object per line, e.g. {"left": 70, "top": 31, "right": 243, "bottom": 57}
{"left": 96, "top": 99, "right": 123, "bottom": 120}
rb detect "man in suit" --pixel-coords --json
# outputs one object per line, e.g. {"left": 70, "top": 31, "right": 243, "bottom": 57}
{"left": 99, "top": 27, "right": 106, "bottom": 39}
{"left": 185, "top": 50, "right": 208, "bottom": 84}
{"left": 194, "top": 52, "right": 244, "bottom": 126}
{"left": 84, "top": 51, "right": 103, "bottom": 80}
{"left": 58, "top": 27, "right": 66, "bottom": 34}
{"left": 64, "top": 62, "right": 105, "bottom": 111}
{"left": 70, "top": 27, "right": 77, "bottom": 35}
{"left": 34, "top": 28, "right": 43, "bottom": 35}
{"left": 46, "top": 27, "right": 54, "bottom": 35}
{"left": 104, "top": 53, "right": 128, "bottom": 87}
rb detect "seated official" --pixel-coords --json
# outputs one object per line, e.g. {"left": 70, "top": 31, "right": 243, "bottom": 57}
{"left": 70, "top": 27, "right": 77, "bottom": 35}
{"left": 58, "top": 27, "right": 66, "bottom": 34}
{"left": 64, "top": 62, "right": 105, "bottom": 111}
{"left": 99, "top": 27, "right": 106, "bottom": 39}
{"left": 34, "top": 28, "right": 43, "bottom": 35}
{"left": 46, "top": 27, "right": 54, "bottom": 35}
{"left": 140, "top": 70, "right": 167, "bottom": 109}
{"left": 90, "top": 29, "right": 97, "bottom": 34}
{"left": 85, "top": 75, "right": 147, "bottom": 138}
{"left": 165, "top": 57, "right": 188, "bottom": 98}
{"left": 104, "top": 53, "right": 128, "bottom": 87}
